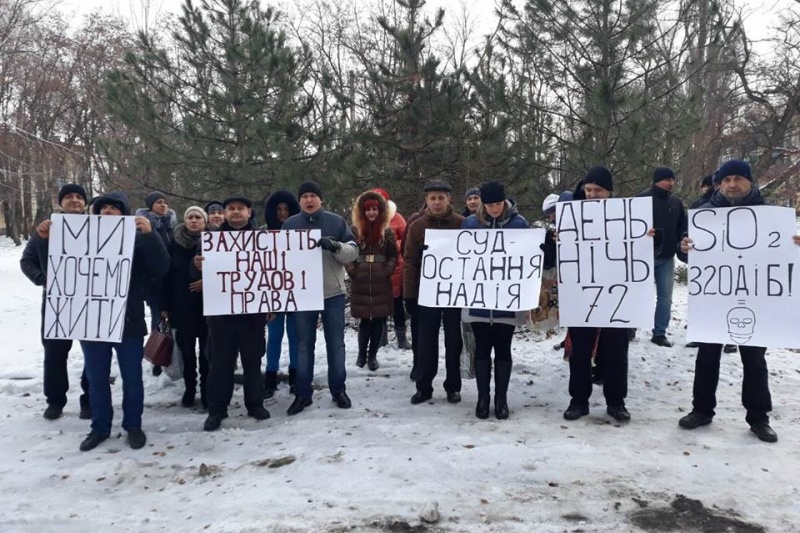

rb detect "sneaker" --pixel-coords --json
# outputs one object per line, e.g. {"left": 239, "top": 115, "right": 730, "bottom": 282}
{"left": 650, "top": 335, "right": 673, "bottom": 347}
{"left": 446, "top": 391, "right": 461, "bottom": 404}
{"left": 79, "top": 405, "right": 92, "bottom": 420}
{"left": 749, "top": 422, "right": 778, "bottom": 443}
{"left": 79, "top": 431, "right": 108, "bottom": 452}
{"left": 247, "top": 406, "right": 271, "bottom": 420}
{"left": 127, "top": 428, "right": 147, "bottom": 449}
{"left": 203, "top": 413, "right": 227, "bottom": 431}
{"left": 563, "top": 403, "right": 589, "bottom": 420}
{"left": 287, "top": 396, "right": 313, "bottom": 416}
{"left": 332, "top": 392, "right": 352, "bottom": 409}
{"left": 678, "top": 411, "right": 713, "bottom": 429}
{"left": 606, "top": 405, "right": 631, "bottom": 422}
{"left": 410, "top": 391, "right": 432, "bottom": 404}
{"left": 43, "top": 405, "right": 63, "bottom": 420}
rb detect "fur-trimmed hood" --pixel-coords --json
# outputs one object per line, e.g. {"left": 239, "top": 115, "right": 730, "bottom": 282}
{"left": 351, "top": 190, "right": 391, "bottom": 236}
{"left": 135, "top": 207, "right": 178, "bottom": 228}
{"left": 263, "top": 189, "right": 301, "bottom": 230}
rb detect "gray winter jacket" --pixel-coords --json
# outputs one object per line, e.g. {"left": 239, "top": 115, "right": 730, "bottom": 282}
{"left": 282, "top": 208, "right": 358, "bottom": 299}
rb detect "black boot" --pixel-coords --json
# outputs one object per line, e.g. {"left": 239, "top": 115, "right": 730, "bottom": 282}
{"left": 367, "top": 338, "right": 380, "bottom": 371}
{"left": 181, "top": 386, "right": 196, "bottom": 408}
{"left": 475, "top": 359, "right": 491, "bottom": 419}
{"left": 356, "top": 326, "right": 369, "bottom": 368}
{"left": 494, "top": 360, "right": 512, "bottom": 420}
{"left": 263, "top": 371, "right": 278, "bottom": 399}
{"left": 395, "top": 327, "right": 411, "bottom": 350}
{"left": 288, "top": 368, "right": 296, "bottom": 395}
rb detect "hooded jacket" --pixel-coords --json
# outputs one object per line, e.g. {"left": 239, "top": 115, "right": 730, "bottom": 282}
{"left": 135, "top": 206, "right": 178, "bottom": 248}
{"left": 282, "top": 208, "right": 359, "bottom": 299}
{"left": 460, "top": 201, "right": 530, "bottom": 326}
{"left": 403, "top": 205, "right": 465, "bottom": 300}
{"left": 345, "top": 191, "right": 397, "bottom": 319}
{"left": 92, "top": 192, "right": 170, "bottom": 338}
{"left": 262, "top": 190, "right": 301, "bottom": 230}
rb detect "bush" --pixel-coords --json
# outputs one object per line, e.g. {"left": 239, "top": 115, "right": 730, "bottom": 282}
{"left": 674, "top": 264, "right": 688, "bottom": 284}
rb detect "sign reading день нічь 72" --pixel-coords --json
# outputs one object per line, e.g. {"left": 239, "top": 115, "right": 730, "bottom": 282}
{"left": 418, "top": 229, "right": 546, "bottom": 310}
{"left": 556, "top": 197, "right": 655, "bottom": 329}
{"left": 687, "top": 205, "right": 800, "bottom": 348}
{"left": 44, "top": 214, "right": 136, "bottom": 342}
{"left": 202, "top": 229, "right": 324, "bottom": 316}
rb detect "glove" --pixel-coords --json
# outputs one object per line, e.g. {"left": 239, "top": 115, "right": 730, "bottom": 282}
{"left": 404, "top": 298, "right": 418, "bottom": 315}
{"left": 318, "top": 237, "right": 341, "bottom": 253}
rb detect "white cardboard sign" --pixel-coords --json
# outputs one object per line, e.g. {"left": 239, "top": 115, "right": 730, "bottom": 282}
{"left": 686, "top": 205, "right": 800, "bottom": 348}
{"left": 556, "top": 197, "right": 655, "bottom": 328}
{"left": 44, "top": 214, "right": 137, "bottom": 342}
{"left": 418, "top": 229, "right": 546, "bottom": 310}
{"left": 202, "top": 229, "right": 324, "bottom": 316}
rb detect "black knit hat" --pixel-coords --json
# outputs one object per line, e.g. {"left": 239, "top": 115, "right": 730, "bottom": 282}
{"left": 223, "top": 196, "right": 252, "bottom": 208}
{"left": 298, "top": 181, "right": 323, "bottom": 199}
{"left": 423, "top": 180, "right": 452, "bottom": 193}
{"left": 700, "top": 175, "right": 713, "bottom": 187}
{"left": 205, "top": 200, "right": 224, "bottom": 214}
{"left": 716, "top": 159, "right": 753, "bottom": 182}
{"left": 479, "top": 181, "right": 506, "bottom": 204}
{"left": 58, "top": 183, "right": 87, "bottom": 205}
{"left": 145, "top": 191, "right": 167, "bottom": 210}
{"left": 583, "top": 166, "right": 613, "bottom": 192}
{"left": 652, "top": 166, "right": 675, "bottom": 184}
{"left": 464, "top": 186, "right": 481, "bottom": 200}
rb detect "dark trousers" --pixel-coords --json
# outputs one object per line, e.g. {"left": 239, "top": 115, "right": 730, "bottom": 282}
{"left": 471, "top": 322, "right": 514, "bottom": 363}
{"left": 393, "top": 297, "right": 406, "bottom": 328}
{"left": 407, "top": 300, "right": 420, "bottom": 368}
{"left": 415, "top": 306, "right": 462, "bottom": 395}
{"left": 569, "top": 327, "right": 628, "bottom": 407}
{"left": 206, "top": 317, "right": 265, "bottom": 416}
{"left": 471, "top": 322, "right": 515, "bottom": 400}
{"left": 359, "top": 318, "right": 384, "bottom": 356}
{"left": 40, "top": 300, "right": 89, "bottom": 409}
{"left": 176, "top": 327, "right": 209, "bottom": 395}
{"left": 692, "top": 343, "right": 772, "bottom": 424}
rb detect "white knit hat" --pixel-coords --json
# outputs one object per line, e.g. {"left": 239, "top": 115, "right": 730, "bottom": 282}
{"left": 542, "top": 193, "right": 559, "bottom": 215}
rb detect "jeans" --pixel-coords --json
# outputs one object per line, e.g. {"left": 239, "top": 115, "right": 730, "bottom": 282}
{"left": 691, "top": 343, "right": 771, "bottom": 424}
{"left": 294, "top": 294, "right": 347, "bottom": 398}
{"left": 80, "top": 337, "right": 145, "bottom": 435}
{"left": 266, "top": 313, "right": 298, "bottom": 372}
{"left": 653, "top": 257, "right": 675, "bottom": 337}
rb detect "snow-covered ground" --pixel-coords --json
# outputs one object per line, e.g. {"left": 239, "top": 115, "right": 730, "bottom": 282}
{"left": 0, "top": 235, "right": 798, "bottom": 533}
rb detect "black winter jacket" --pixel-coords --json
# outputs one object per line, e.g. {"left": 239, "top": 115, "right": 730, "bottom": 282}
{"left": 161, "top": 224, "right": 206, "bottom": 334}
{"left": 635, "top": 186, "right": 687, "bottom": 260}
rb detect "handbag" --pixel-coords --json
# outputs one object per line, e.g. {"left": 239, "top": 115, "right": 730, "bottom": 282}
{"left": 144, "top": 318, "right": 174, "bottom": 367}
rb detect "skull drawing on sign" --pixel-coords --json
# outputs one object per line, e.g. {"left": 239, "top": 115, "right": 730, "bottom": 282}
{"left": 727, "top": 307, "right": 756, "bottom": 344}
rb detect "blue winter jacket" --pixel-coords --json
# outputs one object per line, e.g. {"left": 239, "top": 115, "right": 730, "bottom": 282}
{"left": 461, "top": 201, "right": 530, "bottom": 325}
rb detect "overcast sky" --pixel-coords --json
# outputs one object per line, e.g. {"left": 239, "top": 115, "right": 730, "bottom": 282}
{"left": 49, "top": 0, "right": 793, "bottom": 54}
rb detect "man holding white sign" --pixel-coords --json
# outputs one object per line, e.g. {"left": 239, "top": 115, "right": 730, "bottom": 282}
{"left": 557, "top": 166, "right": 655, "bottom": 423}
{"left": 77, "top": 192, "right": 169, "bottom": 451}
{"left": 200, "top": 196, "right": 272, "bottom": 431}
{"left": 405, "top": 180, "right": 465, "bottom": 405}
{"left": 678, "top": 159, "right": 800, "bottom": 443}
{"left": 20, "top": 184, "right": 92, "bottom": 421}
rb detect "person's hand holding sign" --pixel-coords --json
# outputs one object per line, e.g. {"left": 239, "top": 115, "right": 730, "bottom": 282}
{"left": 135, "top": 216, "right": 152, "bottom": 234}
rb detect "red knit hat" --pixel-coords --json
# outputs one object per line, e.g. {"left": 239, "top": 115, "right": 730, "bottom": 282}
{"left": 372, "top": 188, "right": 390, "bottom": 201}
